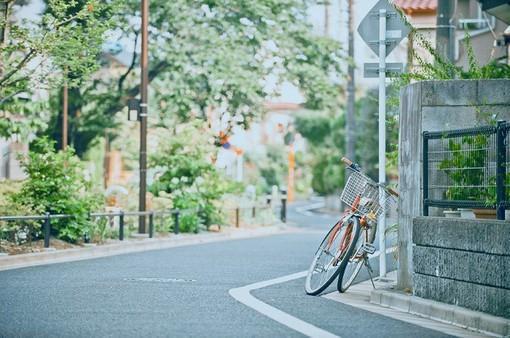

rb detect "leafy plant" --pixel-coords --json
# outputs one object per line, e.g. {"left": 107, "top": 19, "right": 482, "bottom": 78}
{"left": 150, "top": 122, "right": 240, "bottom": 232}
{"left": 11, "top": 137, "right": 101, "bottom": 242}
{"left": 398, "top": 32, "right": 510, "bottom": 88}
{"left": 439, "top": 134, "right": 495, "bottom": 204}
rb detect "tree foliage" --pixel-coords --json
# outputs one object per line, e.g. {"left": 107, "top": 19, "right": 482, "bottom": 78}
{"left": 42, "top": 0, "right": 345, "bottom": 155}
{"left": 294, "top": 112, "right": 345, "bottom": 195}
{"left": 0, "top": 0, "right": 117, "bottom": 139}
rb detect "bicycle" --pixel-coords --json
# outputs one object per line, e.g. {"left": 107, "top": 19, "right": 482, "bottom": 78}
{"left": 304, "top": 157, "right": 398, "bottom": 295}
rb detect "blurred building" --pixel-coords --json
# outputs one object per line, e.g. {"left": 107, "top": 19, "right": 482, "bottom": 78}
{"left": 395, "top": 0, "right": 509, "bottom": 67}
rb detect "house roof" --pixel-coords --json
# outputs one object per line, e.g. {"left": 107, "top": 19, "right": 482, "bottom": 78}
{"left": 393, "top": 0, "right": 437, "bottom": 15}
{"left": 264, "top": 102, "right": 302, "bottom": 111}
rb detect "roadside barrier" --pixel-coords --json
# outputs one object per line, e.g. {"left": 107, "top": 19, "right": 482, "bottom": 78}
{"left": 0, "top": 200, "right": 286, "bottom": 248}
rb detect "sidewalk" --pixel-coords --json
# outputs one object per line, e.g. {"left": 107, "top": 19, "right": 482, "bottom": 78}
{"left": 0, "top": 223, "right": 291, "bottom": 272}
{"left": 323, "top": 271, "right": 509, "bottom": 338}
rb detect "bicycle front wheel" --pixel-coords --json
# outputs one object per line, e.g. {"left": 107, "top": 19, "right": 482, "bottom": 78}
{"left": 337, "top": 221, "right": 364, "bottom": 293}
{"left": 305, "top": 215, "right": 358, "bottom": 296}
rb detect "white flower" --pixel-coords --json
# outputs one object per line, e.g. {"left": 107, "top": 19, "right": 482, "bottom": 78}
{"left": 171, "top": 177, "right": 179, "bottom": 185}
{"left": 181, "top": 176, "right": 188, "bottom": 183}
{"left": 195, "top": 176, "right": 204, "bottom": 185}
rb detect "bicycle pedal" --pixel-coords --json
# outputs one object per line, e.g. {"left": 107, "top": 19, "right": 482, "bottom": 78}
{"left": 361, "top": 243, "right": 376, "bottom": 255}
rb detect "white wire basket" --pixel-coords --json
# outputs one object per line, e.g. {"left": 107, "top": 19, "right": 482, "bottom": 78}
{"left": 340, "top": 171, "right": 395, "bottom": 219}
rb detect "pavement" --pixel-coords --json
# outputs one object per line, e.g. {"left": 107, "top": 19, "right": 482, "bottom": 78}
{"left": 324, "top": 272, "right": 508, "bottom": 338}
{"left": 0, "top": 199, "right": 506, "bottom": 337}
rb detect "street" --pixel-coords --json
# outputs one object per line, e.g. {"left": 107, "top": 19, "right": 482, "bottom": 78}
{"left": 1, "top": 202, "right": 451, "bottom": 337}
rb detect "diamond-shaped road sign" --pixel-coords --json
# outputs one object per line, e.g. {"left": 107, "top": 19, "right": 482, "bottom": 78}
{"left": 358, "top": 0, "right": 411, "bottom": 57}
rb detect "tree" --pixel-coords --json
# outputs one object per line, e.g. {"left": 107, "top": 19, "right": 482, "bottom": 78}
{"left": 295, "top": 112, "right": 345, "bottom": 195}
{"left": 0, "top": 0, "right": 117, "bottom": 140}
{"left": 43, "top": 0, "right": 346, "bottom": 156}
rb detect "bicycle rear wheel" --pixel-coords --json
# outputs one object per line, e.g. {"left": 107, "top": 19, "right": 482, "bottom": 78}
{"left": 305, "top": 215, "right": 357, "bottom": 296}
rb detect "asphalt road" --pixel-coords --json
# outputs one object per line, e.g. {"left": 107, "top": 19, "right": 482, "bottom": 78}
{"left": 0, "top": 201, "right": 451, "bottom": 338}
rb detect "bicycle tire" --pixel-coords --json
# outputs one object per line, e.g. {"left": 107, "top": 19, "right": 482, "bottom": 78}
{"left": 335, "top": 217, "right": 363, "bottom": 293}
{"left": 304, "top": 215, "right": 357, "bottom": 296}
{"left": 337, "top": 224, "right": 364, "bottom": 293}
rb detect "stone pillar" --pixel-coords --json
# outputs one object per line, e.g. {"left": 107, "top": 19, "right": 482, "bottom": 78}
{"left": 398, "top": 82, "right": 423, "bottom": 290}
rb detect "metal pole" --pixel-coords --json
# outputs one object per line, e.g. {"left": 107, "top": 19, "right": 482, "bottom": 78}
{"left": 324, "top": 0, "right": 329, "bottom": 36}
{"left": 345, "top": 0, "right": 356, "bottom": 174}
{"left": 149, "top": 211, "right": 154, "bottom": 238}
{"left": 436, "top": 0, "right": 456, "bottom": 63}
{"left": 423, "top": 132, "right": 430, "bottom": 217}
{"left": 378, "top": 8, "right": 387, "bottom": 278}
{"left": 281, "top": 195, "right": 287, "bottom": 223}
{"left": 119, "top": 211, "right": 124, "bottom": 241}
{"left": 496, "top": 121, "right": 506, "bottom": 220}
{"left": 138, "top": 0, "right": 149, "bottom": 233}
{"left": 62, "top": 67, "right": 68, "bottom": 150}
{"left": 173, "top": 210, "right": 180, "bottom": 234}
{"left": 44, "top": 213, "right": 50, "bottom": 248}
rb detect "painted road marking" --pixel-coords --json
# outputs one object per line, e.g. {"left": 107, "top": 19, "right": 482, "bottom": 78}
{"left": 295, "top": 202, "right": 325, "bottom": 217}
{"left": 228, "top": 246, "right": 397, "bottom": 337}
{"left": 229, "top": 271, "right": 340, "bottom": 338}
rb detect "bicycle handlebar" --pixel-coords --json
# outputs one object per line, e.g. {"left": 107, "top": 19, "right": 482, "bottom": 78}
{"left": 387, "top": 187, "right": 400, "bottom": 197}
{"left": 341, "top": 157, "right": 353, "bottom": 167}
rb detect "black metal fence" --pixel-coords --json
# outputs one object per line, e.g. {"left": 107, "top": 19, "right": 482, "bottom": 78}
{"left": 423, "top": 120, "right": 510, "bottom": 220}
{"left": 0, "top": 198, "right": 287, "bottom": 248}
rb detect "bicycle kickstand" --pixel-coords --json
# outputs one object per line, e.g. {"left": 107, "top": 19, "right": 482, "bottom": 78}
{"left": 364, "top": 257, "right": 376, "bottom": 289}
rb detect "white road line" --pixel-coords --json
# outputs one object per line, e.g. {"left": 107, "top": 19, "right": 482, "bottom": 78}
{"left": 295, "top": 202, "right": 325, "bottom": 216}
{"left": 229, "top": 271, "right": 340, "bottom": 338}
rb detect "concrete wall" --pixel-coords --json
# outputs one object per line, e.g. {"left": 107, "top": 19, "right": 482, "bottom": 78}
{"left": 398, "top": 79, "right": 510, "bottom": 289}
{"left": 413, "top": 217, "right": 510, "bottom": 318}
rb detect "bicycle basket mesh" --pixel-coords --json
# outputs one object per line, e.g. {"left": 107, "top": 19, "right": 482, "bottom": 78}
{"left": 340, "top": 171, "right": 394, "bottom": 218}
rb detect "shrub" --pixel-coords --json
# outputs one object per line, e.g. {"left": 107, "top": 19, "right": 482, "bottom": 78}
{"left": 150, "top": 122, "right": 241, "bottom": 232}
{"left": 11, "top": 138, "right": 101, "bottom": 243}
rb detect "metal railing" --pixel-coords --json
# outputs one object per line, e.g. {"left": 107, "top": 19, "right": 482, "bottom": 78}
{"left": 0, "top": 198, "right": 287, "bottom": 248}
{"left": 0, "top": 210, "right": 180, "bottom": 248}
{"left": 423, "top": 120, "right": 510, "bottom": 220}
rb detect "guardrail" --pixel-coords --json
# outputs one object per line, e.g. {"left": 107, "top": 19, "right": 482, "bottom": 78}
{"left": 423, "top": 120, "right": 509, "bottom": 220}
{"left": 0, "top": 197, "right": 287, "bottom": 248}
{"left": 0, "top": 210, "right": 180, "bottom": 248}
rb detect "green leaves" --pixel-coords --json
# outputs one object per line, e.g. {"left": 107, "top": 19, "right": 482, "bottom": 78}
{"left": 126, "top": 0, "right": 345, "bottom": 131}
{"left": 401, "top": 31, "right": 510, "bottom": 86}
{"left": 149, "top": 122, "right": 238, "bottom": 232}
{"left": 11, "top": 137, "right": 101, "bottom": 242}
{"left": 0, "top": 0, "right": 118, "bottom": 140}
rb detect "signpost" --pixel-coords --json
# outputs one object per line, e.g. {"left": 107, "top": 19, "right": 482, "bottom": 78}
{"left": 358, "top": 0, "right": 410, "bottom": 278}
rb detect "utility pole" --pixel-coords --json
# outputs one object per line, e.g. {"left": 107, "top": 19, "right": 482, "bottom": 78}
{"left": 62, "top": 69, "right": 68, "bottom": 150}
{"left": 436, "top": 0, "right": 456, "bottom": 63}
{"left": 139, "top": 0, "right": 149, "bottom": 234}
{"left": 324, "top": 0, "right": 329, "bottom": 36}
{"left": 346, "top": 0, "right": 356, "bottom": 166}
{"left": 0, "top": 1, "right": 13, "bottom": 86}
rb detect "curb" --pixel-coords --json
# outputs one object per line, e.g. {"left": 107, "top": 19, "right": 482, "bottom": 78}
{"left": 370, "top": 289, "right": 510, "bottom": 337}
{"left": 0, "top": 224, "right": 292, "bottom": 272}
